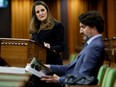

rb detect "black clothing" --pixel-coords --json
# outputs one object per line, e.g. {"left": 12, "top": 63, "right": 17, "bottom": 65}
{"left": 31, "top": 22, "right": 65, "bottom": 65}
{"left": 28, "top": 75, "right": 64, "bottom": 87}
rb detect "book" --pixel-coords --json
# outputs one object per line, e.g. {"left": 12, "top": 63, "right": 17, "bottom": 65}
{"left": 25, "top": 57, "right": 54, "bottom": 78}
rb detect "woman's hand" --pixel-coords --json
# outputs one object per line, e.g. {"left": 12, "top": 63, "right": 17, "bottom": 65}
{"left": 44, "top": 42, "right": 50, "bottom": 48}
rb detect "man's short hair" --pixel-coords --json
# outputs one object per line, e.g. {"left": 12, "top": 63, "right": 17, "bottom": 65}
{"left": 79, "top": 11, "right": 104, "bottom": 33}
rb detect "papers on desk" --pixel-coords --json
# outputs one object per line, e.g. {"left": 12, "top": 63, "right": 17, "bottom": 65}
{"left": 0, "top": 66, "right": 26, "bottom": 74}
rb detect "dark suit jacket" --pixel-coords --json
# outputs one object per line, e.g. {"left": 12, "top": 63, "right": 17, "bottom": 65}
{"left": 50, "top": 36, "right": 105, "bottom": 84}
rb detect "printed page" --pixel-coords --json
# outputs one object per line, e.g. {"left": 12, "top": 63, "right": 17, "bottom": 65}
{"left": 25, "top": 57, "right": 53, "bottom": 78}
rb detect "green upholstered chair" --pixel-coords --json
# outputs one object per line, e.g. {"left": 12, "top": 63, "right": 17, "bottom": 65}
{"left": 101, "top": 67, "right": 111, "bottom": 86}
{"left": 69, "top": 53, "right": 78, "bottom": 62}
{"left": 101, "top": 68, "right": 116, "bottom": 87}
{"left": 113, "top": 80, "right": 116, "bottom": 87}
{"left": 97, "top": 65, "right": 108, "bottom": 85}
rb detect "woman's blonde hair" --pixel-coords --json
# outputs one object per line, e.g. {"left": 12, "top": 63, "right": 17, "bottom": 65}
{"left": 29, "top": 1, "right": 57, "bottom": 34}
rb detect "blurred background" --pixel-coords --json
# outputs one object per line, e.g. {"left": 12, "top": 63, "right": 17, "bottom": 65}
{"left": 0, "top": 0, "right": 116, "bottom": 61}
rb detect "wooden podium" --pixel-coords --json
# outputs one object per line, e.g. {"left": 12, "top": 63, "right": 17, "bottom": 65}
{"left": 0, "top": 38, "right": 47, "bottom": 67}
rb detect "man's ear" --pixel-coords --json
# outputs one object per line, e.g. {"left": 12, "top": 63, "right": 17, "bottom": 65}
{"left": 93, "top": 26, "right": 97, "bottom": 31}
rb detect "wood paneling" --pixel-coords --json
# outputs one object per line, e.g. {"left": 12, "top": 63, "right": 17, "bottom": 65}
{"left": 107, "top": 0, "right": 116, "bottom": 38}
{"left": 11, "top": 0, "right": 33, "bottom": 38}
{"left": 67, "top": 0, "right": 88, "bottom": 55}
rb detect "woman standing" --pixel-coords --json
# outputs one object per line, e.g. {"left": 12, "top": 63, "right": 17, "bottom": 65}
{"left": 29, "top": 1, "right": 65, "bottom": 65}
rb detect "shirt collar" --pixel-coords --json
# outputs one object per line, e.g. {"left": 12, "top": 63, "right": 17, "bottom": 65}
{"left": 87, "top": 34, "right": 102, "bottom": 45}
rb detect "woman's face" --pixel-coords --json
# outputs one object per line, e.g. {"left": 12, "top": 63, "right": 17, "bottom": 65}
{"left": 35, "top": 5, "right": 47, "bottom": 22}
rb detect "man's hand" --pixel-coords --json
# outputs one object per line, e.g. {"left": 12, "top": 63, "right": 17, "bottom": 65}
{"left": 44, "top": 64, "right": 50, "bottom": 68}
{"left": 40, "top": 74, "right": 59, "bottom": 83}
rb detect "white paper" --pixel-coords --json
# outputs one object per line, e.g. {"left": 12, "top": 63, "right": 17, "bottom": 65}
{"left": 0, "top": 66, "right": 26, "bottom": 74}
{"left": 25, "top": 65, "right": 46, "bottom": 78}
{"left": 25, "top": 57, "right": 53, "bottom": 78}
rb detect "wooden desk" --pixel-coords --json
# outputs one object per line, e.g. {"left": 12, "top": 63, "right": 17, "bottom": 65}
{"left": 0, "top": 38, "right": 47, "bottom": 67}
{"left": 0, "top": 73, "right": 31, "bottom": 87}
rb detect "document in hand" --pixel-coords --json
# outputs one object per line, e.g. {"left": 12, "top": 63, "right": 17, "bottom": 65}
{"left": 25, "top": 57, "right": 54, "bottom": 78}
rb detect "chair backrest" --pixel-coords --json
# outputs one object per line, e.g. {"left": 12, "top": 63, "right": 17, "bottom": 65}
{"left": 69, "top": 53, "right": 78, "bottom": 62}
{"left": 102, "top": 68, "right": 116, "bottom": 87}
{"left": 97, "top": 65, "right": 108, "bottom": 85}
{"left": 101, "top": 67, "right": 111, "bottom": 86}
{"left": 113, "top": 80, "right": 116, "bottom": 87}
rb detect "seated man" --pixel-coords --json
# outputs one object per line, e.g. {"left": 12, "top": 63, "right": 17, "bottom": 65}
{"left": 33, "top": 10, "right": 105, "bottom": 87}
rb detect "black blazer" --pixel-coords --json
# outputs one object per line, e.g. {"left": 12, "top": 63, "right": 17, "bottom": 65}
{"left": 32, "top": 22, "right": 65, "bottom": 65}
